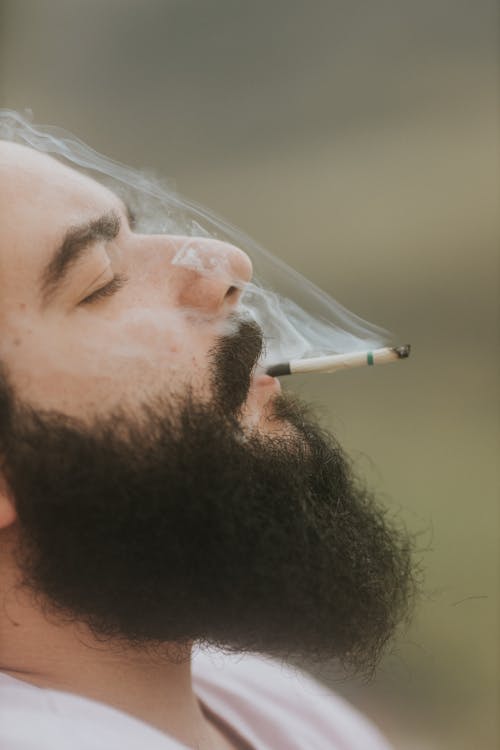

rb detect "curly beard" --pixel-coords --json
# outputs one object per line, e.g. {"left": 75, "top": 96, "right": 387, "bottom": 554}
{"left": 0, "top": 321, "right": 419, "bottom": 679}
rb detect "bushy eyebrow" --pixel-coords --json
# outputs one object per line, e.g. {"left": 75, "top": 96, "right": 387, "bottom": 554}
{"left": 38, "top": 202, "right": 134, "bottom": 310}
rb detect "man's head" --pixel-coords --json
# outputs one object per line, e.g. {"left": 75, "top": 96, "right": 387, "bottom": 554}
{"left": 0, "top": 142, "right": 268, "bottom": 423}
{"left": 0, "top": 139, "right": 418, "bottom": 679}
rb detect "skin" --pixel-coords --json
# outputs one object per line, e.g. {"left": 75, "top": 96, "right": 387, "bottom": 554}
{"left": 0, "top": 142, "right": 417, "bottom": 750}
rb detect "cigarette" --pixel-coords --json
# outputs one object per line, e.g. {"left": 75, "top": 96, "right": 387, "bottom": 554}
{"left": 265, "top": 345, "right": 411, "bottom": 377}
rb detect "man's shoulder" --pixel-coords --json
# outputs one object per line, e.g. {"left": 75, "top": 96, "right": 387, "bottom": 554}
{"left": 192, "top": 648, "right": 394, "bottom": 750}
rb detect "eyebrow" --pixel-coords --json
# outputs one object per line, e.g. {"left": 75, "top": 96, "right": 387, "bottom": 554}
{"left": 39, "top": 203, "right": 134, "bottom": 310}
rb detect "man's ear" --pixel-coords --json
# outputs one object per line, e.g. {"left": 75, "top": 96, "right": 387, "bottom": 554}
{"left": 0, "top": 471, "right": 17, "bottom": 529}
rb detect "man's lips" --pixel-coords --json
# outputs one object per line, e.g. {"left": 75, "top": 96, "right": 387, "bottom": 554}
{"left": 251, "top": 373, "right": 282, "bottom": 392}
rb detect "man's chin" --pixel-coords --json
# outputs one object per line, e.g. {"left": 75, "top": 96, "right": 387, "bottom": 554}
{"left": 238, "top": 393, "right": 309, "bottom": 446}
{"left": 246, "top": 373, "right": 281, "bottom": 407}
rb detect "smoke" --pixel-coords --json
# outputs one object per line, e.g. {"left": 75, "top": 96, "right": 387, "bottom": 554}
{"left": 0, "top": 109, "right": 391, "bottom": 367}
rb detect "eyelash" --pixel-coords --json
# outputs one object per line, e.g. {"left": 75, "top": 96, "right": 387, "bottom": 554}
{"left": 79, "top": 272, "right": 129, "bottom": 306}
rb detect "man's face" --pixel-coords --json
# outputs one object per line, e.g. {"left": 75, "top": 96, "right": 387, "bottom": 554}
{"left": 0, "top": 142, "right": 416, "bottom": 678}
{"left": 0, "top": 143, "right": 281, "bottom": 433}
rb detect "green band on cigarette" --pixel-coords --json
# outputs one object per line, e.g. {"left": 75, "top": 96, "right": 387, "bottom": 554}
{"left": 367, "top": 352, "right": 374, "bottom": 366}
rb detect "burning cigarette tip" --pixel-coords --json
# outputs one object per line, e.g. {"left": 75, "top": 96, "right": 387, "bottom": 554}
{"left": 392, "top": 344, "right": 411, "bottom": 359}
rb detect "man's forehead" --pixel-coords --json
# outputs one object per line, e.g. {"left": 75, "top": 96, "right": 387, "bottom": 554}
{"left": 0, "top": 140, "right": 115, "bottom": 208}
{"left": 0, "top": 140, "right": 73, "bottom": 179}
{"left": 0, "top": 143, "right": 126, "bottom": 249}
{"left": 0, "top": 141, "right": 123, "bottom": 291}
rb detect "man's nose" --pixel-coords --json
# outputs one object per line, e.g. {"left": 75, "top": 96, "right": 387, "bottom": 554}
{"left": 169, "top": 236, "right": 253, "bottom": 314}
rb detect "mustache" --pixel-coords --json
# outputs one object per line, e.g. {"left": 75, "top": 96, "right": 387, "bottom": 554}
{"left": 208, "top": 316, "right": 264, "bottom": 416}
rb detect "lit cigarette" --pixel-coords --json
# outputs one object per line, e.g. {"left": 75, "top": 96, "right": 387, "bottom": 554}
{"left": 265, "top": 345, "right": 411, "bottom": 377}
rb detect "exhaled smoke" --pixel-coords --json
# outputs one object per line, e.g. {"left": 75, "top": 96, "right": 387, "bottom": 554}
{"left": 0, "top": 109, "right": 392, "bottom": 371}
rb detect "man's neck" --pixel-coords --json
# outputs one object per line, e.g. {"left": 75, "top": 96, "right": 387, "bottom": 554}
{"left": 0, "top": 554, "right": 234, "bottom": 749}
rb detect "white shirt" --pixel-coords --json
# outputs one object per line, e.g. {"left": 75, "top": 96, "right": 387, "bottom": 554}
{"left": 0, "top": 647, "right": 393, "bottom": 749}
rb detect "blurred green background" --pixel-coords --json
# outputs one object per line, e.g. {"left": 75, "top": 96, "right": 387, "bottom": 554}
{"left": 1, "top": 1, "right": 498, "bottom": 748}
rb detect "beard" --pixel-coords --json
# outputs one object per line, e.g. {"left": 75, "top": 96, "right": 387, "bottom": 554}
{"left": 0, "top": 318, "right": 418, "bottom": 680}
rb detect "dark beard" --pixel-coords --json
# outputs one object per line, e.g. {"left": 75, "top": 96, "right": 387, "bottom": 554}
{"left": 0, "top": 322, "right": 419, "bottom": 680}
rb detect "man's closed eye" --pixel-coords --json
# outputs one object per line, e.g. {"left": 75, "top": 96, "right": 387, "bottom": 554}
{"left": 79, "top": 272, "right": 129, "bottom": 306}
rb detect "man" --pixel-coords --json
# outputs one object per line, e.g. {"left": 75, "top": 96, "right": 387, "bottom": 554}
{"left": 0, "top": 131, "right": 418, "bottom": 749}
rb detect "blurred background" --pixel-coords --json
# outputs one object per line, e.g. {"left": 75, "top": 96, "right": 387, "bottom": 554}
{"left": 0, "top": 1, "right": 498, "bottom": 748}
